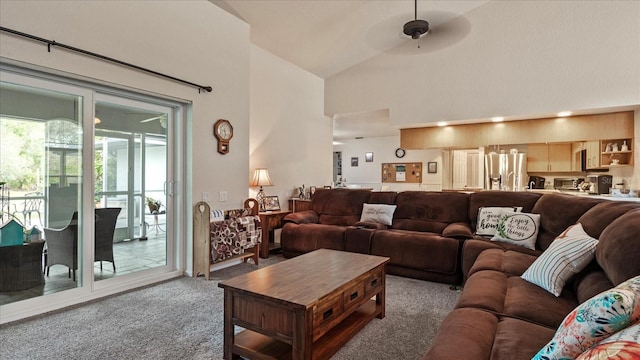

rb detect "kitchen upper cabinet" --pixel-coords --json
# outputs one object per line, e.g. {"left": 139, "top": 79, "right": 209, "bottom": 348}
{"left": 527, "top": 144, "right": 572, "bottom": 172}
{"left": 585, "top": 141, "right": 602, "bottom": 169}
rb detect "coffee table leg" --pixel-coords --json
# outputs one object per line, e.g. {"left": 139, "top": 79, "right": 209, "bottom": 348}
{"left": 292, "top": 308, "right": 313, "bottom": 359}
{"left": 223, "top": 289, "right": 235, "bottom": 359}
{"left": 377, "top": 270, "right": 386, "bottom": 319}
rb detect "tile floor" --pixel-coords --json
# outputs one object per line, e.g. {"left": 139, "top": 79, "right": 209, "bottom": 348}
{"left": 0, "top": 230, "right": 167, "bottom": 306}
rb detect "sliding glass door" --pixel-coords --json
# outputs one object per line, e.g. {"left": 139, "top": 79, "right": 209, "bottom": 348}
{"left": 0, "top": 68, "right": 181, "bottom": 320}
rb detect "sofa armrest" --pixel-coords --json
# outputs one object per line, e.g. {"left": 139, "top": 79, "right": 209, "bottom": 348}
{"left": 442, "top": 222, "right": 473, "bottom": 239}
{"left": 283, "top": 210, "right": 319, "bottom": 225}
{"left": 353, "top": 221, "right": 389, "bottom": 230}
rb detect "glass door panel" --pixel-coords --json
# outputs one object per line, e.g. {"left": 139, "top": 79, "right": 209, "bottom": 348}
{"left": 0, "top": 80, "right": 85, "bottom": 305}
{"left": 94, "top": 97, "right": 169, "bottom": 281}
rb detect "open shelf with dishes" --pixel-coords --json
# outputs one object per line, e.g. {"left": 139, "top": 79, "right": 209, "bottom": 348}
{"left": 600, "top": 138, "right": 633, "bottom": 167}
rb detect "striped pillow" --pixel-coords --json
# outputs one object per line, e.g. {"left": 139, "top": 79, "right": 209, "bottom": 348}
{"left": 522, "top": 223, "right": 598, "bottom": 296}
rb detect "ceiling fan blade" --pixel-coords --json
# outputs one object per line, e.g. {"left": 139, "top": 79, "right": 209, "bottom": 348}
{"left": 140, "top": 116, "right": 162, "bottom": 123}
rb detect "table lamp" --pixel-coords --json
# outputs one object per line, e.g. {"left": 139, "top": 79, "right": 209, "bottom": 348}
{"left": 250, "top": 168, "right": 273, "bottom": 211}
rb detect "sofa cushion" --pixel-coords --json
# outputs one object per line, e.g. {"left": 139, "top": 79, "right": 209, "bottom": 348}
{"left": 490, "top": 317, "right": 556, "bottom": 360}
{"left": 475, "top": 206, "right": 522, "bottom": 237}
{"left": 392, "top": 191, "right": 470, "bottom": 233}
{"left": 522, "top": 223, "right": 598, "bottom": 296}
{"left": 458, "top": 270, "right": 578, "bottom": 328}
{"left": 359, "top": 203, "right": 396, "bottom": 226}
{"left": 596, "top": 209, "right": 640, "bottom": 286}
{"left": 573, "top": 268, "right": 614, "bottom": 304}
{"left": 533, "top": 275, "right": 640, "bottom": 360}
{"left": 530, "top": 193, "right": 601, "bottom": 251}
{"left": 575, "top": 322, "right": 640, "bottom": 360}
{"left": 367, "top": 191, "right": 397, "bottom": 204}
{"left": 370, "top": 229, "right": 460, "bottom": 275}
{"left": 280, "top": 223, "right": 345, "bottom": 256}
{"left": 467, "top": 249, "right": 537, "bottom": 278}
{"left": 461, "top": 238, "right": 541, "bottom": 280}
{"left": 491, "top": 211, "right": 541, "bottom": 250}
{"left": 311, "top": 188, "right": 372, "bottom": 226}
{"left": 577, "top": 201, "right": 640, "bottom": 239}
{"left": 421, "top": 308, "right": 498, "bottom": 360}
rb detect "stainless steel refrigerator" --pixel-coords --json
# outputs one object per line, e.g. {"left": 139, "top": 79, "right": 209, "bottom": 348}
{"left": 485, "top": 150, "right": 528, "bottom": 191}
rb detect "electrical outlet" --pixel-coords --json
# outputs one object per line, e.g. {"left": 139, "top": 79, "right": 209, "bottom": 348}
{"left": 219, "top": 191, "right": 227, "bottom": 202}
{"left": 202, "top": 192, "right": 209, "bottom": 201}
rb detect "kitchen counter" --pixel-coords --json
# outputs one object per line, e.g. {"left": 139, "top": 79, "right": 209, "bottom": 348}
{"left": 524, "top": 189, "right": 640, "bottom": 202}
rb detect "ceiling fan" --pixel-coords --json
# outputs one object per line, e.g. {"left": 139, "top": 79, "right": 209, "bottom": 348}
{"left": 140, "top": 114, "right": 167, "bottom": 129}
{"left": 128, "top": 112, "right": 167, "bottom": 128}
{"left": 403, "top": 0, "right": 429, "bottom": 41}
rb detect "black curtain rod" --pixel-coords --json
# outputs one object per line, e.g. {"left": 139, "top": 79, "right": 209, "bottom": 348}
{"left": 0, "top": 26, "right": 213, "bottom": 93}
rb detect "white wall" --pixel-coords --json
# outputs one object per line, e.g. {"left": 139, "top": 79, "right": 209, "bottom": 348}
{"left": 333, "top": 136, "right": 442, "bottom": 191}
{"left": 325, "top": 1, "right": 640, "bottom": 126}
{"left": 250, "top": 45, "right": 332, "bottom": 205}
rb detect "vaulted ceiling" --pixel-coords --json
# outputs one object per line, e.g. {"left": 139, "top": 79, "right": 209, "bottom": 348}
{"left": 211, "top": 1, "right": 491, "bottom": 139}
{"left": 211, "top": 0, "right": 488, "bottom": 79}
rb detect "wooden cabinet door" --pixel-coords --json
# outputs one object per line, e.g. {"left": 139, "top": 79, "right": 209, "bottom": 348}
{"left": 585, "top": 141, "right": 600, "bottom": 169}
{"left": 548, "top": 144, "right": 572, "bottom": 172}
{"left": 527, "top": 144, "right": 550, "bottom": 172}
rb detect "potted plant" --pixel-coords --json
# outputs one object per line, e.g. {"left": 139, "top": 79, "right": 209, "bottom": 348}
{"left": 146, "top": 197, "right": 162, "bottom": 214}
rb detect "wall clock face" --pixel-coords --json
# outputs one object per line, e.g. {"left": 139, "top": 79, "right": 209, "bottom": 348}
{"left": 395, "top": 148, "right": 406, "bottom": 158}
{"left": 214, "top": 119, "right": 233, "bottom": 154}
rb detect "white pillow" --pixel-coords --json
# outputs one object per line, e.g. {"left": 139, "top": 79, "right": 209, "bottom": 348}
{"left": 491, "top": 210, "right": 541, "bottom": 250}
{"left": 522, "top": 223, "right": 598, "bottom": 296}
{"left": 475, "top": 206, "right": 523, "bottom": 237}
{"left": 360, "top": 203, "right": 397, "bottom": 226}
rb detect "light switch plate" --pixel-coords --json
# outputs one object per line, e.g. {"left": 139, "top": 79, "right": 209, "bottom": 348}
{"left": 218, "top": 191, "right": 227, "bottom": 202}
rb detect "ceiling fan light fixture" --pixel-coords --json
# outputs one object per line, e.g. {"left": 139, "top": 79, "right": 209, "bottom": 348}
{"left": 403, "top": 19, "right": 429, "bottom": 39}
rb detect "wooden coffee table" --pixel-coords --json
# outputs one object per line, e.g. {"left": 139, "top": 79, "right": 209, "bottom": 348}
{"left": 218, "top": 249, "right": 390, "bottom": 360}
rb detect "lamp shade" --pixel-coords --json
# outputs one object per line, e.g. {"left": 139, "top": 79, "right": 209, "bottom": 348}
{"left": 250, "top": 168, "right": 274, "bottom": 187}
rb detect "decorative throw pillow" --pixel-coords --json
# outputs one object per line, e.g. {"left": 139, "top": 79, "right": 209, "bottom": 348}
{"left": 490, "top": 211, "right": 540, "bottom": 250}
{"left": 475, "top": 206, "right": 523, "bottom": 237}
{"left": 575, "top": 322, "right": 640, "bottom": 360}
{"left": 360, "top": 203, "right": 397, "bottom": 226}
{"left": 533, "top": 275, "right": 640, "bottom": 360}
{"left": 522, "top": 223, "right": 599, "bottom": 296}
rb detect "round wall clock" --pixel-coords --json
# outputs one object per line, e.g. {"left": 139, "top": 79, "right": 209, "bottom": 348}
{"left": 213, "top": 119, "right": 233, "bottom": 154}
{"left": 395, "top": 148, "right": 406, "bottom": 158}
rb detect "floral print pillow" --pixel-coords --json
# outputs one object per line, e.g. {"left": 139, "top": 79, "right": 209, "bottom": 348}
{"left": 576, "top": 322, "right": 640, "bottom": 359}
{"left": 533, "top": 275, "right": 640, "bottom": 360}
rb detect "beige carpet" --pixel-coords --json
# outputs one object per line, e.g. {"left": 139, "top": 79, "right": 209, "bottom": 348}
{"left": 0, "top": 254, "right": 460, "bottom": 360}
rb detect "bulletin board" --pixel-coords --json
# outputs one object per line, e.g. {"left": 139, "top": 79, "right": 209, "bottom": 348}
{"left": 381, "top": 162, "right": 422, "bottom": 183}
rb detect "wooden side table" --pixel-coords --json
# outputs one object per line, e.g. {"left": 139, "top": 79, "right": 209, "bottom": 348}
{"left": 288, "top": 198, "right": 313, "bottom": 213}
{"left": 258, "top": 210, "right": 292, "bottom": 258}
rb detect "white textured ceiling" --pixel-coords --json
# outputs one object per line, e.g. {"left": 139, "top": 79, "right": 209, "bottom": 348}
{"left": 211, "top": 0, "right": 490, "bottom": 140}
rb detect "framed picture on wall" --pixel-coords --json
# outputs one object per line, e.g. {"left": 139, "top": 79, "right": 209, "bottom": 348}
{"left": 428, "top": 162, "right": 438, "bottom": 174}
{"left": 365, "top": 152, "right": 374, "bottom": 162}
{"left": 351, "top": 157, "right": 359, "bottom": 167}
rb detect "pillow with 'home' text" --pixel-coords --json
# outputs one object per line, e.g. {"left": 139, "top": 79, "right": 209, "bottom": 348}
{"left": 490, "top": 210, "right": 540, "bottom": 250}
{"left": 475, "top": 206, "right": 523, "bottom": 237}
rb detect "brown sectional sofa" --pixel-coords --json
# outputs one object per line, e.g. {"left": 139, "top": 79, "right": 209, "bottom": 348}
{"left": 280, "top": 188, "right": 640, "bottom": 359}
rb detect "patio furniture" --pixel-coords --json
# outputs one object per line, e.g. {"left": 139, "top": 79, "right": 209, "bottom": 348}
{"left": 43, "top": 208, "right": 121, "bottom": 281}
{"left": 13, "top": 191, "right": 43, "bottom": 227}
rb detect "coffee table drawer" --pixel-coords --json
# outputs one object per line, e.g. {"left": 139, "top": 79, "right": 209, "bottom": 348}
{"left": 313, "top": 292, "right": 343, "bottom": 328}
{"left": 365, "top": 267, "right": 383, "bottom": 295}
{"left": 343, "top": 282, "right": 366, "bottom": 310}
